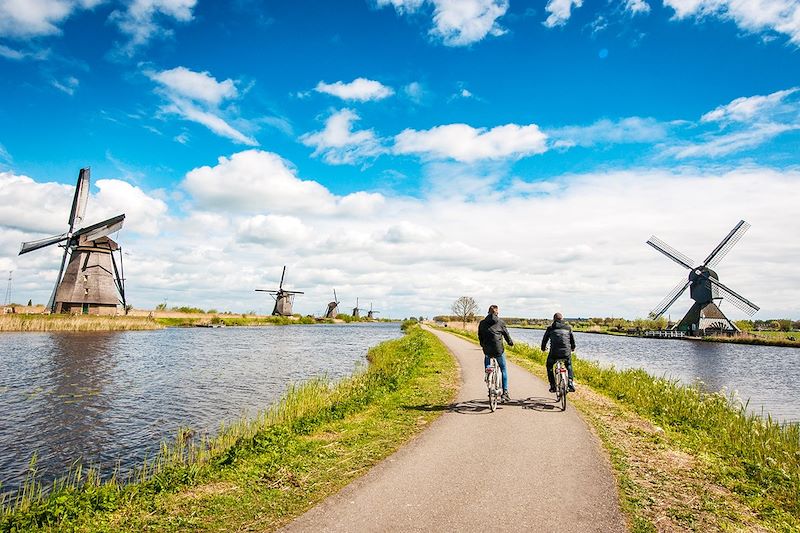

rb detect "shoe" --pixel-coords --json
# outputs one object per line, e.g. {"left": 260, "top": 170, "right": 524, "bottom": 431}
{"left": 548, "top": 386, "right": 556, "bottom": 393}
{"left": 568, "top": 383, "right": 576, "bottom": 392}
{"left": 501, "top": 391, "right": 510, "bottom": 402}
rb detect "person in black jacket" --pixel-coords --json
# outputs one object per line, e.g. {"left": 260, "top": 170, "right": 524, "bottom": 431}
{"left": 478, "top": 305, "right": 514, "bottom": 401}
{"left": 541, "top": 312, "right": 576, "bottom": 393}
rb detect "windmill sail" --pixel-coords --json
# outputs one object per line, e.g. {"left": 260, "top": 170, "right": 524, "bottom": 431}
{"left": 74, "top": 214, "right": 125, "bottom": 242}
{"left": 702, "top": 220, "right": 750, "bottom": 268}
{"left": 68, "top": 168, "right": 90, "bottom": 229}
{"left": 19, "top": 233, "right": 69, "bottom": 255}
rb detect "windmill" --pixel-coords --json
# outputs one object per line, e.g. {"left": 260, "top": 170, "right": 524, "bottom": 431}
{"left": 3, "top": 271, "right": 12, "bottom": 307}
{"left": 646, "top": 220, "right": 759, "bottom": 334}
{"left": 352, "top": 297, "right": 362, "bottom": 318}
{"left": 255, "top": 266, "right": 304, "bottom": 316}
{"left": 323, "top": 289, "right": 340, "bottom": 319}
{"left": 18, "top": 168, "right": 127, "bottom": 315}
{"left": 367, "top": 302, "right": 380, "bottom": 320}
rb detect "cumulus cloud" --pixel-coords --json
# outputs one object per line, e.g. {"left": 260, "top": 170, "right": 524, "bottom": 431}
{"left": 7, "top": 159, "right": 800, "bottom": 319}
{"left": 663, "top": 0, "right": 800, "bottom": 45}
{"left": 544, "top": 0, "right": 583, "bottom": 28}
{"left": 300, "top": 109, "right": 384, "bottom": 165}
{"left": 147, "top": 66, "right": 257, "bottom": 146}
{"left": 314, "top": 78, "right": 394, "bottom": 101}
{"left": 111, "top": 0, "right": 197, "bottom": 53}
{"left": 0, "top": 0, "right": 102, "bottom": 39}
{"left": 376, "top": 0, "right": 509, "bottom": 46}
{"left": 394, "top": 122, "right": 548, "bottom": 162}
{"left": 624, "top": 0, "right": 650, "bottom": 15}
{"left": 701, "top": 87, "right": 799, "bottom": 123}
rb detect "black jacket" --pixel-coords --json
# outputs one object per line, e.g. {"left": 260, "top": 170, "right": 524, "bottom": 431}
{"left": 478, "top": 313, "right": 513, "bottom": 357}
{"left": 541, "top": 320, "right": 575, "bottom": 359}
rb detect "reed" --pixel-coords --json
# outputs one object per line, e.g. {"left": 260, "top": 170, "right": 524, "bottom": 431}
{"left": 440, "top": 326, "right": 800, "bottom": 527}
{"left": 0, "top": 326, "right": 445, "bottom": 531}
{"left": 0, "top": 314, "right": 163, "bottom": 332}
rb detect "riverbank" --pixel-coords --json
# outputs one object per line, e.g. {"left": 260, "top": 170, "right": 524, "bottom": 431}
{"left": 0, "top": 324, "right": 458, "bottom": 532}
{"left": 0, "top": 314, "right": 163, "bottom": 332}
{"left": 435, "top": 326, "right": 800, "bottom": 531}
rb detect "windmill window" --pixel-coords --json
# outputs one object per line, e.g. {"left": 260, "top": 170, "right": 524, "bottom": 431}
{"left": 83, "top": 275, "right": 88, "bottom": 282}
{"left": 84, "top": 288, "right": 89, "bottom": 295}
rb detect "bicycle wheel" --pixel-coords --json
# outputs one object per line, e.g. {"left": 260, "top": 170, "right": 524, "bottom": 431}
{"left": 488, "top": 360, "right": 499, "bottom": 412}
{"left": 559, "top": 365, "right": 567, "bottom": 411}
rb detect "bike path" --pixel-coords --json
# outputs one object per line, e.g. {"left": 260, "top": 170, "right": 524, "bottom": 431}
{"left": 280, "top": 327, "right": 626, "bottom": 532}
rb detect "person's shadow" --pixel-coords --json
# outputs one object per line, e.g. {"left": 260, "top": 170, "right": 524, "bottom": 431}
{"left": 403, "top": 395, "right": 562, "bottom": 415}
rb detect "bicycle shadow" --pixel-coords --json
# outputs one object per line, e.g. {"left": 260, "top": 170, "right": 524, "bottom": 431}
{"left": 403, "top": 396, "right": 563, "bottom": 415}
{"left": 513, "top": 396, "right": 562, "bottom": 412}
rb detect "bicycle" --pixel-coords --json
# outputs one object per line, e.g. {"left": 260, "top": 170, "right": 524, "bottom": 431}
{"left": 485, "top": 357, "right": 503, "bottom": 412}
{"left": 553, "top": 358, "right": 569, "bottom": 411}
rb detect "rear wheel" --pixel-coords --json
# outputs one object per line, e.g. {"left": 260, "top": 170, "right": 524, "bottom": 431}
{"left": 488, "top": 361, "right": 499, "bottom": 412}
{"left": 559, "top": 368, "right": 568, "bottom": 411}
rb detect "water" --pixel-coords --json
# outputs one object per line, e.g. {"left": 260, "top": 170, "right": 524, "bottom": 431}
{"left": 0, "top": 323, "right": 401, "bottom": 495}
{"left": 510, "top": 328, "right": 800, "bottom": 423}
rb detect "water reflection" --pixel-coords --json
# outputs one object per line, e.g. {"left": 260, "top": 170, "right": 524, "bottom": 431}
{"left": 0, "top": 323, "right": 401, "bottom": 494}
{"left": 511, "top": 328, "right": 800, "bottom": 423}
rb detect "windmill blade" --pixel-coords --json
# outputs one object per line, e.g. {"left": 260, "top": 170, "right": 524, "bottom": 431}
{"left": 47, "top": 244, "right": 72, "bottom": 312}
{"left": 333, "top": 289, "right": 338, "bottom": 304}
{"left": 702, "top": 220, "right": 750, "bottom": 269}
{"left": 72, "top": 214, "right": 125, "bottom": 243}
{"left": 283, "top": 290, "right": 304, "bottom": 295}
{"left": 646, "top": 236, "right": 695, "bottom": 270}
{"left": 279, "top": 266, "right": 286, "bottom": 290}
{"left": 707, "top": 277, "right": 759, "bottom": 316}
{"left": 255, "top": 289, "right": 279, "bottom": 293}
{"left": 68, "top": 168, "right": 91, "bottom": 229}
{"left": 649, "top": 278, "right": 691, "bottom": 319}
{"left": 19, "top": 233, "right": 69, "bottom": 255}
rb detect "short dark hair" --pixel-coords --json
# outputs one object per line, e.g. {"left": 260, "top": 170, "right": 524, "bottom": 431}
{"left": 488, "top": 305, "right": 499, "bottom": 314}
{"left": 553, "top": 312, "right": 563, "bottom": 321}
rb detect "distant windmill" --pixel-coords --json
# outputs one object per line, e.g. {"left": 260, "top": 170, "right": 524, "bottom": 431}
{"left": 256, "top": 266, "right": 304, "bottom": 316}
{"left": 367, "top": 302, "right": 380, "bottom": 320}
{"left": 18, "top": 168, "right": 127, "bottom": 315}
{"left": 646, "top": 220, "right": 759, "bottom": 334}
{"left": 352, "top": 297, "right": 362, "bottom": 318}
{"left": 324, "top": 289, "right": 340, "bottom": 319}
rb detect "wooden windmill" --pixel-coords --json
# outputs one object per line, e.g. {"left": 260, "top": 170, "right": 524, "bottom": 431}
{"left": 352, "top": 297, "right": 362, "bottom": 318}
{"left": 647, "top": 220, "right": 759, "bottom": 334}
{"left": 367, "top": 302, "right": 380, "bottom": 319}
{"left": 324, "top": 289, "right": 340, "bottom": 319}
{"left": 18, "top": 168, "right": 127, "bottom": 315}
{"left": 256, "top": 266, "right": 304, "bottom": 316}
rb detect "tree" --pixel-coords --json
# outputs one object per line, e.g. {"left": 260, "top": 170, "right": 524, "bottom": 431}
{"left": 451, "top": 296, "right": 478, "bottom": 329}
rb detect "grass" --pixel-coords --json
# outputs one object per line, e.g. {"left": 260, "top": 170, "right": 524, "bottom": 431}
{"left": 436, "top": 326, "right": 800, "bottom": 532}
{"left": 705, "top": 333, "right": 800, "bottom": 348}
{"left": 0, "top": 324, "right": 458, "bottom": 532}
{"left": 0, "top": 314, "right": 163, "bottom": 332}
{"left": 153, "top": 315, "right": 325, "bottom": 327}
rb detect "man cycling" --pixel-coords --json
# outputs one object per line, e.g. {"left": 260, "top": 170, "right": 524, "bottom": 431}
{"left": 541, "top": 312, "right": 576, "bottom": 393}
{"left": 478, "top": 305, "right": 514, "bottom": 402}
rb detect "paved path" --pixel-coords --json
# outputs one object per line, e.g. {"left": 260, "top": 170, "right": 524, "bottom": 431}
{"left": 281, "top": 327, "right": 626, "bottom": 532}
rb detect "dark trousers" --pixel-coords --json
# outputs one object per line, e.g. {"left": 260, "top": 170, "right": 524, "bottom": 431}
{"left": 546, "top": 354, "right": 573, "bottom": 387}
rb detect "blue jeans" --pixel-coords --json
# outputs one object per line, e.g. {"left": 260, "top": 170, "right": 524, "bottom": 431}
{"left": 484, "top": 352, "right": 508, "bottom": 391}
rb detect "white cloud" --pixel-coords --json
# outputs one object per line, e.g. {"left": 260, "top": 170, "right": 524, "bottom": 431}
{"left": 701, "top": 87, "right": 799, "bottom": 123}
{"left": 376, "top": 0, "right": 509, "bottom": 46}
{"left": 663, "top": 0, "right": 800, "bottom": 44}
{"left": 548, "top": 117, "right": 669, "bottom": 148}
{"left": 625, "top": 0, "right": 651, "bottom": 15}
{"left": 662, "top": 122, "right": 798, "bottom": 158}
{"left": 404, "top": 81, "right": 424, "bottom": 103}
{"left": 111, "top": 0, "right": 197, "bottom": 52}
{"left": 394, "top": 122, "right": 548, "bottom": 162}
{"left": 148, "top": 66, "right": 238, "bottom": 106}
{"left": 544, "top": 0, "right": 583, "bottom": 28}
{"left": 314, "top": 78, "right": 394, "bottom": 102}
{"left": 50, "top": 75, "right": 79, "bottom": 95}
{"left": 7, "top": 161, "right": 800, "bottom": 319}
{"left": 147, "top": 66, "right": 257, "bottom": 146}
{"left": 237, "top": 214, "right": 311, "bottom": 245}
{"left": 0, "top": 0, "right": 101, "bottom": 39}
{"left": 300, "top": 109, "right": 384, "bottom": 165}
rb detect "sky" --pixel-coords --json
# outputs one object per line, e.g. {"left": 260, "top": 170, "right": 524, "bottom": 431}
{"left": 1, "top": 0, "right": 799, "bottom": 319}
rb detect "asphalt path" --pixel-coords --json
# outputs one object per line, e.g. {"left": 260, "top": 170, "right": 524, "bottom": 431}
{"left": 281, "top": 326, "right": 626, "bottom": 532}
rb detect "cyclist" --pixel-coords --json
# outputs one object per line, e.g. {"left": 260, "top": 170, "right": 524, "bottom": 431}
{"left": 541, "top": 312, "right": 576, "bottom": 393}
{"left": 478, "top": 305, "right": 514, "bottom": 402}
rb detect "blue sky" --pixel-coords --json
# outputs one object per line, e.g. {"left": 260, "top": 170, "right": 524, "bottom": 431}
{"left": 1, "top": 0, "right": 799, "bottom": 318}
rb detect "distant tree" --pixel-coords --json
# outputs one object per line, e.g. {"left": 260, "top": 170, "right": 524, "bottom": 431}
{"left": 735, "top": 320, "right": 754, "bottom": 332}
{"left": 124, "top": 304, "right": 133, "bottom": 314}
{"left": 155, "top": 303, "right": 167, "bottom": 311}
{"left": 27, "top": 299, "right": 32, "bottom": 306}
{"left": 776, "top": 319, "right": 793, "bottom": 332}
{"left": 451, "top": 296, "right": 478, "bottom": 329}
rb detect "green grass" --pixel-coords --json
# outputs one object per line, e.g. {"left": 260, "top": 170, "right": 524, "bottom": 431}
{"left": 0, "top": 325, "right": 457, "bottom": 532}
{"left": 437, "top": 326, "right": 800, "bottom": 531}
{"left": 153, "top": 315, "right": 327, "bottom": 327}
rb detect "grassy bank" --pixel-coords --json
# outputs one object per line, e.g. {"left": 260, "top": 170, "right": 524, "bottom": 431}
{"left": 0, "top": 314, "right": 163, "bottom": 332}
{"left": 0, "top": 324, "right": 458, "bottom": 532}
{"left": 437, "top": 327, "right": 800, "bottom": 531}
{"left": 153, "top": 315, "right": 326, "bottom": 327}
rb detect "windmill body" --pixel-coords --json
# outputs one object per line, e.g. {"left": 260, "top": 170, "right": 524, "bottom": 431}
{"left": 367, "top": 302, "right": 380, "bottom": 320}
{"left": 646, "top": 220, "right": 759, "bottom": 335}
{"left": 324, "top": 289, "right": 340, "bottom": 319}
{"left": 256, "top": 266, "right": 304, "bottom": 317}
{"left": 18, "top": 168, "right": 127, "bottom": 315}
{"left": 352, "top": 297, "right": 361, "bottom": 319}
